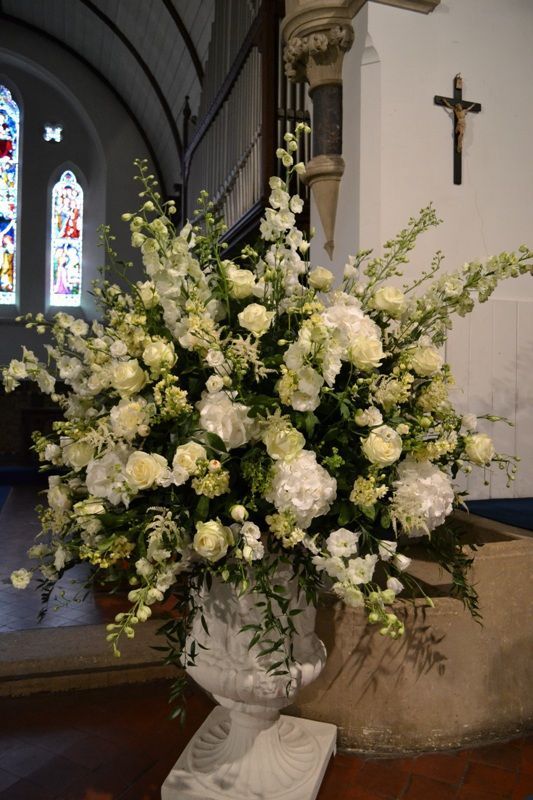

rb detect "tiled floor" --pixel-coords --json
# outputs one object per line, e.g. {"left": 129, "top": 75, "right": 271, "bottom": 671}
{"left": 1, "top": 489, "right": 532, "bottom": 799}
{"left": 0, "top": 681, "right": 531, "bottom": 799}
{"left": 0, "top": 486, "right": 109, "bottom": 633}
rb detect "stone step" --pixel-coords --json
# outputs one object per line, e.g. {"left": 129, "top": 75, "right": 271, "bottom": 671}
{"left": 0, "top": 620, "right": 177, "bottom": 696}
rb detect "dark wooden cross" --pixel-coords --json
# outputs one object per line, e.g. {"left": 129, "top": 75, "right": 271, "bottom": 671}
{"left": 434, "top": 74, "right": 481, "bottom": 185}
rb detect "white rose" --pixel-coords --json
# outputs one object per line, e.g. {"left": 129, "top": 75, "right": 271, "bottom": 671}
{"left": 172, "top": 442, "right": 206, "bottom": 475}
{"left": 112, "top": 359, "right": 147, "bottom": 396}
{"left": 362, "top": 425, "right": 402, "bottom": 466}
{"left": 238, "top": 304, "right": 274, "bottom": 337}
{"left": 309, "top": 266, "right": 334, "bottom": 292}
{"left": 197, "top": 391, "right": 256, "bottom": 450}
{"left": 62, "top": 440, "right": 95, "bottom": 471}
{"left": 11, "top": 568, "right": 32, "bottom": 589}
{"left": 137, "top": 280, "right": 159, "bottom": 308}
{"left": 410, "top": 346, "right": 443, "bottom": 377}
{"left": 206, "top": 375, "right": 224, "bottom": 393}
{"left": 465, "top": 433, "right": 495, "bottom": 465}
{"left": 373, "top": 286, "right": 406, "bottom": 317}
{"left": 206, "top": 349, "right": 225, "bottom": 369}
{"left": 193, "top": 520, "right": 233, "bottom": 562}
{"left": 110, "top": 340, "right": 128, "bottom": 358}
{"left": 142, "top": 339, "right": 176, "bottom": 374}
{"left": 125, "top": 451, "right": 169, "bottom": 490}
{"left": 347, "top": 336, "right": 385, "bottom": 371}
{"left": 227, "top": 266, "right": 256, "bottom": 299}
{"left": 263, "top": 425, "right": 305, "bottom": 461}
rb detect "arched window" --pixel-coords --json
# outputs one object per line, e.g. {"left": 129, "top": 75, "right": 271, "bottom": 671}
{"left": 0, "top": 84, "right": 20, "bottom": 305}
{"left": 50, "top": 169, "right": 83, "bottom": 307}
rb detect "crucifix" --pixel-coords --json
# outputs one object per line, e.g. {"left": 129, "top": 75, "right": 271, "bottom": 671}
{"left": 434, "top": 74, "right": 482, "bottom": 185}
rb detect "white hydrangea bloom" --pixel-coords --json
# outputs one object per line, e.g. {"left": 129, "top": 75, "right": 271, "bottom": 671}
{"left": 197, "top": 391, "right": 257, "bottom": 450}
{"left": 321, "top": 292, "right": 381, "bottom": 354}
{"left": 392, "top": 458, "right": 454, "bottom": 536}
{"left": 265, "top": 450, "right": 337, "bottom": 528}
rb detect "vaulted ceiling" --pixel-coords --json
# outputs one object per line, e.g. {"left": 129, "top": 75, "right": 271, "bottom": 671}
{"left": 1, "top": 0, "right": 215, "bottom": 192}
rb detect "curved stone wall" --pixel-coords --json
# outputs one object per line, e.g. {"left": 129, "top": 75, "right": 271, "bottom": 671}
{"left": 293, "top": 516, "right": 533, "bottom": 753}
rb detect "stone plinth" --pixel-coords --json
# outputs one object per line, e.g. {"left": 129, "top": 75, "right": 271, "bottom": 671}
{"left": 293, "top": 514, "right": 533, "bottom": 753}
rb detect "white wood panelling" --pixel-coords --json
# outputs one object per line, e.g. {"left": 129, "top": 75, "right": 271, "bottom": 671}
{"left": 446, "top": 299, "right": 533, "bottom": 500}
{"left": 516, "top": 303, "right": 533, "bottom": 498}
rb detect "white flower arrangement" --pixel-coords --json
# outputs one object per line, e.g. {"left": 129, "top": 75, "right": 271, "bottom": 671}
{"left": 4, "top": 124, "right": 532, "bottom": 708}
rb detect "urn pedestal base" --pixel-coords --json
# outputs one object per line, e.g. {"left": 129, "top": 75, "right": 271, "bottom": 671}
{"left": 161, "top": 706, "right": 337, "bottom": 800}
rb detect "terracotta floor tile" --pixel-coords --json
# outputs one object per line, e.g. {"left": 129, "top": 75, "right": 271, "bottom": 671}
{"left": 462, "top": 761, "right": 517, "bottom": 796}
{"left": 356, "top": 760, "right": 410, "bottom": 799}
{"left": 468, "top": 741, "right": 523, "bottom": 771}
{"left": 456, "top": 787, "right": 512, "bottom": 800}
{"left": 60, "top": 733, "right": 126, "bottom": 770}
{"left": 408, "top": 751, "right": 468, "bottom": 785}
{"left": 521, "top": 743, "right": 533, "bottom": 776}
{"left": 512, "top": 775, "right": 533, "bottom": 800}
{"left": 0, "top": 679, "right": 531, "bottom": 800}
{"left": 403, "top": 773, "right": 458, "bottom": 800}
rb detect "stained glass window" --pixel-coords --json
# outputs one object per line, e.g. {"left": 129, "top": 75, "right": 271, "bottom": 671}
{"left": 50, "top": 170, "right": 83, "bottom": 307}
{"left": 0, "top": 85, "right": 19, "bottom": 305}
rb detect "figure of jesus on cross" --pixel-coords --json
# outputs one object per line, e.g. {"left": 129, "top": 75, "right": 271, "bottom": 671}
{"left": 434, "top": 74, "right": 481, "bottom": 185}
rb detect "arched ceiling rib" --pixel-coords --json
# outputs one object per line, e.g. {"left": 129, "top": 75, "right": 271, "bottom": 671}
{"left": 0, "top": 0, "right": 215, "bottom": 194}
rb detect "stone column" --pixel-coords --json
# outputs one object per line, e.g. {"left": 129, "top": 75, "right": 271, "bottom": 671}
{"left": 282, "top": 1, "right": 363, "bottom": 258}
{"left": 281, "top": 0, "right": 440, "bottom": 258}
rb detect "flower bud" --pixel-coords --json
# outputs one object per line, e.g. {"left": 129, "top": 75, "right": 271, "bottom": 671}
{"left": 230, "top": 504, "right": 249, "bottom": 522}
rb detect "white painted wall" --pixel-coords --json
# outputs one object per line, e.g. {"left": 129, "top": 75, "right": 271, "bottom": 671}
{"left": 311, "top": 0, "right": 533, "bottom": 498}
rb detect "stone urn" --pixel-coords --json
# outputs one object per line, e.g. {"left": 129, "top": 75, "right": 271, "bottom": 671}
{"left": 161, "top": 575, "right": 337, "bottom": 800}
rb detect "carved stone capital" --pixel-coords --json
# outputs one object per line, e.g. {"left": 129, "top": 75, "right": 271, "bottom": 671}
{"left": 284, "top": 23, "right": 355, "bottom": 87}
{"left": 282, "top": 1, "right": 361, "bottom": 87}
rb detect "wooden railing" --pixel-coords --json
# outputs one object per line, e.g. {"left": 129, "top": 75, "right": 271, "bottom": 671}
{"left": 181, "top": 0, "right": 310, "bottom": 249}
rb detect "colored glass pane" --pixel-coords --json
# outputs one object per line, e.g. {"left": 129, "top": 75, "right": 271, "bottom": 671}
{"left": 0, "top": 85, "right": 19, "bottom": 305}
{"left": 50, "top": 170, "right": 83, "bottom": 307}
